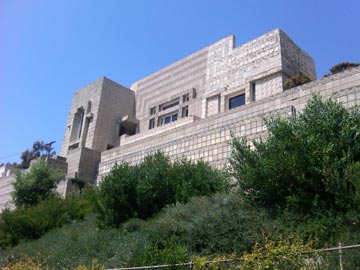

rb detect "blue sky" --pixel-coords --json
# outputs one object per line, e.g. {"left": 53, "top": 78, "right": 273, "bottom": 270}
{"left": 1, "top": 0, "right": 359, "bottom": 163}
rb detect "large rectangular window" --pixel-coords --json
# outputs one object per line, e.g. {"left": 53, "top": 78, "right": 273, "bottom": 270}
{"left": 229, "top": 94, "right": 245, "bottom": 109}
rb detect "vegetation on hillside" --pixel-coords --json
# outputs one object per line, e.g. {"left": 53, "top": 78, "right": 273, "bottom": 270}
{"left": 2, "top": 95, "right": 360, "bottom": 269}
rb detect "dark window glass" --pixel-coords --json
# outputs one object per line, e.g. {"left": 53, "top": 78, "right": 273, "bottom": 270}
{"left": 172, "top": 114, "right": 178, "bottom": 121}
{"left": 161, "top": 101, "right": 179, "bottom": 111}
{"left": 164, "top": 116, "right": 171, "bottom": 124}
{"left": 229, "top": 94, "right": 245, "bottom": 109}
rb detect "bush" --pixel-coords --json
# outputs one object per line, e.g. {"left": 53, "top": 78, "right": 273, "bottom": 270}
{"left": 329, "top": 62, "right": 359, "bottom": 75}
{"left": 98, "top": 152, "right": 229, "bottom": 227}
{"left": 170, "top": 159, "right": 229, "bottom": 204}
{"left": 284, "top": 72, "right": 312, "bottom": 90}
{"left": 145, "top": 193, "right": 272, "bottom": 255}
{"left": 241, "top": 238, "right": 318, "bottom": 270}
{"left": 136, "top": 153, "right": 175, "bottom": 219}
{"left": 0, "top": 189, "right": 96, "bottom": 248}
{"left": 229, "top": 95, "right": 360, "bottom": 213}
{"left": 97, "top": 163, "right": 138, "bottom": 227}
{"left": 12, "top": 160, "right": 63, "bottom": 207}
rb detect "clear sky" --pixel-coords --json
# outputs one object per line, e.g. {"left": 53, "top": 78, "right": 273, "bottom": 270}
{"left": 1, "top": 0, "right": 359, "bottom": 163}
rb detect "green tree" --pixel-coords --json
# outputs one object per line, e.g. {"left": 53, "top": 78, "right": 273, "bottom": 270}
{"left": 136, "top": 152, "right": 175, "bottom": 219}
{"left": 229, "top": 95, "right": 360, "bottom": 213}
{"left": 97, "top": 163, "right": 138, "bottom": 227}
{"left": 19, "top": 140, "right": 56, "bottom": 169}
{"left": 12, "top": 160, "right": 63, "bottom": 207}
{"left": 284, "top": 72, "right": 312, "bottom": 90}
{"left": 169, "top": 159, "right": 229, "bottom": 203}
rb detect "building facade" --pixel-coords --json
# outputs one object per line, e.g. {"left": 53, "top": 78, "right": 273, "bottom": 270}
{"left": 58, "top": 28, "right": 360, "bottom": 189}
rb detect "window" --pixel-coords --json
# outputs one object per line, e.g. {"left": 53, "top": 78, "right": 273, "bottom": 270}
{"left": 182, "top": 106, "right": 189, "bottom": 117}
{"left": 149, "top": 118, "right": 155, "bottom": 129}
{"left": 150, "top": 107, "right": 156, "bottom": 115}
{"left": 70, "top": 108, "right": 85, "bottom": 142}
{"left": 192, "top": 87, "right": 197, "bottom": 98}
{"left": 250, "top": 82, "right": 256, "bottom": 101}
{"left": 159, "top": 99, "right": 179, "bottom": 111}
{"left": 229, "top": 94, "right": 245, "bottom": 109}
{"left": 183, "top": 93, "right": 189, "bottom": 103}
{"left": 159, "top": 113, "right": 178, "bottom": 126}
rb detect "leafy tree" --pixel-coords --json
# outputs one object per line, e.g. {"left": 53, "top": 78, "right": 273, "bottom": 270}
{"left": 229, "top": 95, "right": 360, "bottom": 213}
{"left": 12, "top": 160, "right": 63, "bottom": 207}
{"left": 19, "top": 140, "right": 56, "bottom": 169}
{"left": 97, "top": 163, "right": 138, "bottom": 227}
{"left": 284, "top": 72, "right": 312, "bottom": 90}
{"left": 136, "top": 152, "right": 175, "bottom": 219}
{"left": 169, "top": 159, "right": 229, "bottom": 203}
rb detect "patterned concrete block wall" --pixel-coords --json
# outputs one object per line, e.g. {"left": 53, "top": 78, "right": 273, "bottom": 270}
{"left": 0, "top": 175, "right": 15, "bottom": 211}
{"left": 132, "top": 46, "right": 209, "bottom": 133}
{"left": 60, "top": 78, "right": 104, "bottom": 157}
{"left": 98, "top": 67, "right": 360, "bottom": 181}
{"left": 279, "top": 30, "right": 316, "bottom": 80}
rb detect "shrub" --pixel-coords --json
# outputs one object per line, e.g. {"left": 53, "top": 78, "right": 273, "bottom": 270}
{"left": 229, "top": 95, "right": 360, "bottom": 213}
{"left": 241, "top": 238, "right": 318, "bottom": 270}
{"left": 130, "top": 242, "right": 190, "bottom": 267}
{"left": 136, "top": 152, "right": 175, "bottom": 219}
{"left": 329, "top": 62, "right": 359, "bottom": 75}
{"left": 97, "top": 163, "right": 138, "bottom": 227}
{"left": 0, "top": 190, "right": 95, "bottom": 248}
{"left": 98, "top": 152, "right": 230, "bottom": 227}
{"left": 284, "top": 72, "right": 312, "bottom": 90}
{"left": 12, "top": 160, "right": 63, "bottom": 207}
{"left": 170, "top": 159, "right": 230, "bottom": 204}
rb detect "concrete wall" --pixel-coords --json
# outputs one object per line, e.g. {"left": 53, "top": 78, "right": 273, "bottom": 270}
{"left": 98, "top": 67, "right": 360, "bottom": 181}
{"left": 0, "top": 175, "right": 15, "bottom": 211}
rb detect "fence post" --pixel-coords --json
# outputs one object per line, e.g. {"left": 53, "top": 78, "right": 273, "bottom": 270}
{"left": 339, "top": 242, "right": 344, "bottom": 270}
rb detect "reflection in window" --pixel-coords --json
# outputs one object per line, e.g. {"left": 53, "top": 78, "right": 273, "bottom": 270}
{"left": 182, "top": 106, "right": 189, "bottom": 117}
{"left": 159, "top": 99, "right": 179, "bottom": 111}
{"left": 149, "top": 118, "right": 155, "bottom": 129}
{"left": 229, "top": 94, "right": 245, "bottom": 109}
{"left": 159, "top": 113, "right": 178, "bottom": 126}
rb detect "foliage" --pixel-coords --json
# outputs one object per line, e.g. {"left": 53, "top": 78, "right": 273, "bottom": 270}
{"left": 97, "top": 163, "right": 138, "bottom": 227}
{"left": 284, "top": 72, "right": 312, "bottom": 90}
{"left": 75, "top": 260, "right": 105, "bottom": 270}
{"left": 98, "top": 152, "right": 229, "bottom": 227}
{"left": 229, "top": 95, "right": 360, "bottom": 213}
{"left": 12, "top": 160, "right": 63, "bottom": 207}
{"left": 3, "top": 192, "right": 360, "bottom": 269}
{"left": 0, "top": 190, "right": 95, "bottom": 248}
{"left": 130, "top": 242, "right": 190, "bottom": 267}
{"left": 1, "top": 256, "right": 48, "bottom": 270}
{"left": 136, "top": 153, "right": 175, "bottom": 219}
{"left": 18, "top": 140, "right": 56, "bottom": 169}
{"left": 144, "top": 193, "right": 271, "bottom": 255}
{"left": 241, "top": 238, "right": 318, "bottom": 270}
{"left": 329, "top": 62, "right": 359, "bottom": 75}
{"left": 170, "top": 159, "right": 230, "bottom": 204}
